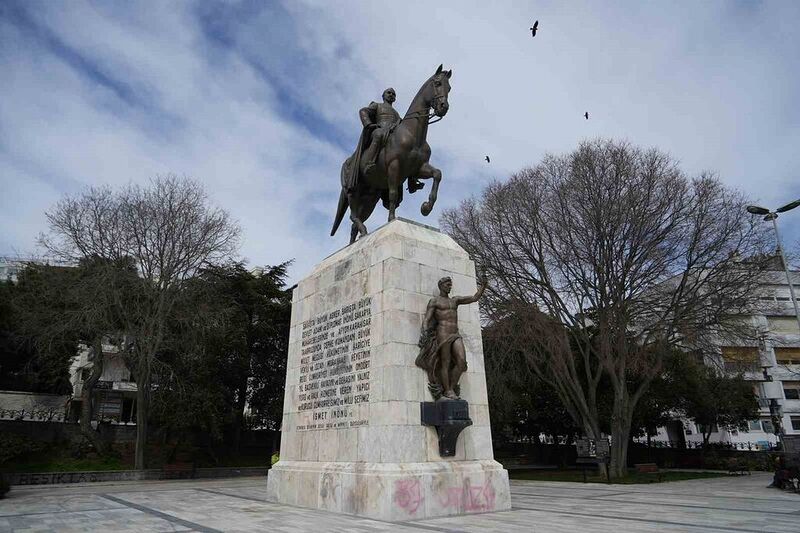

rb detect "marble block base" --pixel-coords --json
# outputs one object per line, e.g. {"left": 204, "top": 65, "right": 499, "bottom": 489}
{"left": 267, "top": 218, "right": 510, "bottom": 521}
{"left": 266, "top": 459, "right": 510, "bottom": 521}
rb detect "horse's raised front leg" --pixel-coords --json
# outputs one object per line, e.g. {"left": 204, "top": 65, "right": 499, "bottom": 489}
{"left": 417, "top": 162, "right": 442, "bottom": 216}
{"left": 386, "top": 159, "right": 401, "bottom": 221}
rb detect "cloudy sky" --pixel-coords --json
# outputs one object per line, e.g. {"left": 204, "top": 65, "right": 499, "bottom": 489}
{"left": 2, "top": 0, "right": 799, "bottom": 281}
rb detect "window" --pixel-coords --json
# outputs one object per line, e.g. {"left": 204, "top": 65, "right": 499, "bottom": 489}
{"left": 792, "top": 417, "right": 800, "bottom": 431}
{"left": 748, "top": 420, "right": 761, "bottom": 432}
{"left": 783, "top": 381, "right": 800, "bottom": 400}
{"left": 761, "top": 419, "right": 775, "bottom": 434}
{"left": 775, "top": 348, "right": 800, "bottom": 366}
{"left": 689, "top": 350, "right": 705, "bottom": 366}
{"left": 721, "top": 346, "right": 760, "bottom": 372}
{"left": 768, "top": 317, "right": 800, "bottom": 335}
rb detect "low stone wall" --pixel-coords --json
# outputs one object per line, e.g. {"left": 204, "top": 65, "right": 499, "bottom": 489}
{"left": 0, "top": 419, "right": 137, "bottom": 444}
{"left": 7, "top": 466, "right": 267, "bottom": 486}
{"left": 628, "top": 444, "right": 773, "bottom": 470}
{"left": 0, "top": 419, "right": 82, "bottom": 442}
{"left": 494, "top": 441, "right": 776, "bottom": 471}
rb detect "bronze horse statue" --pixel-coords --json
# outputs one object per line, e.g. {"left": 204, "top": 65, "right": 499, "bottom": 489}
{"left": 331, "top": 64, "right": 452, "bottom": 244}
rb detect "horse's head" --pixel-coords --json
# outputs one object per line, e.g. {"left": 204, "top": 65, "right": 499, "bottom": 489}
{"left": 430, "top": 64, "right": 452, "bottom": 118}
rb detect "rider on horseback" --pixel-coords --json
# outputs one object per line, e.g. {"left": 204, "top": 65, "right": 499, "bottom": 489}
{"left": 361, "top": 88, "right": 400, "bottom": 175}
{"left": 360, "top": 88, "right": 424, "bottom": 193}
{"left": 334, "top": 65, "right": 451, "bottom": 243}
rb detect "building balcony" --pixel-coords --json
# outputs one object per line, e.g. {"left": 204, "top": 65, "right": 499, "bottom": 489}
{"left": 723, "top": 362, "right": 763, "bottom": 376}
{"left": 96, "top": 380, "right": 137, "bottom": 392}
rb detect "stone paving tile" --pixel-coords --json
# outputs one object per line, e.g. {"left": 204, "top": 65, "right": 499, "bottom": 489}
{"left": 1, "top": 473, "right": 798, "bottom": 532}
{"left": 506, "top": 476, "right": 800, "bottom": 533}
{"left": 200, "top": 485, "right": 270, "bottom": 501}
{"left": 107, "top": 488, "right": 410, "bottom": 533}
{"left": 0, "top": 507, "right": 192, "bottom": 533}
{"left": 410, "top": 508, "right": 730, "bottom": 533}
{"left": 0, "top": 494, "right": 124, "bottom": 517}
{"left": 512, "top": 483, "right": 800, "bottom": 512}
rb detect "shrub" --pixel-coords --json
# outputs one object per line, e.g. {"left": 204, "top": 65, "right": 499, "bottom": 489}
{"left": 0, "top": 434, "right": 48, "bottom": 466}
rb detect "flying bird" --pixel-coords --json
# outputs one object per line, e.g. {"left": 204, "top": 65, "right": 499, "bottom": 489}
{"left": 530, "top": 20, "right": 539, "bottom": 37}
{"left": 485, "top": 156, "right": 491, "bottom": 163}
{"left": 584, "top": 111, "right": 589, "bottom": 120}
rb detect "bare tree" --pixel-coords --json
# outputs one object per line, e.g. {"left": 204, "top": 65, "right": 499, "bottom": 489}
{"left": 41, "top": 175, "right": 240, "bottom": 469}
{"left": 442, "top": 139, "right": 769, "bottom": 478}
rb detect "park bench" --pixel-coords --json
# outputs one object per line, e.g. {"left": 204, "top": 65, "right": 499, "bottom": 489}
{"left": 634, "top": 462, "right": 663, "bottom": 482}
{"left": 786, "top": 466, "right": 800, "bottom": 493}
{"left": 727, "top": 459, "right": 750, "bottom": 476}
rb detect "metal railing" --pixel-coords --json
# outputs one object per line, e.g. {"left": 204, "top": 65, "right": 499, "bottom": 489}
{"left": 0, "top": 407, "right": 66, "bottom": 422}
{"left": 724, "top": 362, "right": 762, "bottom": 373}
{"left": 638, "top": 439, "right": 780, "bottom": 451}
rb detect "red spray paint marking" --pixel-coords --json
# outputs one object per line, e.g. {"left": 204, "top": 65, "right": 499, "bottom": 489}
{"left": 393, "top": 478, "right": 423, "bottom": 514}
{"left": 437, "top": 478, "right": 496, "bottom": 511}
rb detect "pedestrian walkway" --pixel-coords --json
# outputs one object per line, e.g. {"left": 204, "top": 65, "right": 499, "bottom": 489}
{"left": 1, "top": 472, "right": 798, "bottom": 532}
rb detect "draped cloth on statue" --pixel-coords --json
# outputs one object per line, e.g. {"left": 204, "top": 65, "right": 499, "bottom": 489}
{"left": 342, "top": 122, "right": 401, "bottom": 192}
{"left": 415, "top": 331, "right": 462, "bottom": 385}
{"left": 342, "top": 126, "right": 371, "bottom": 191}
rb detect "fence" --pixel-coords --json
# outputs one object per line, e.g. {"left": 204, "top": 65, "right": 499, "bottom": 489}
{"left": 0, "top": 391, "right": 69, "bottom": 423}
{"left": 640, "top": 440, "right": 781, "bottom": 451}
{"left": 493, "top": 441, "right": 777, "bottom": 471}
{"left": 0, "top": 408, "right": 66, "bottom": 422}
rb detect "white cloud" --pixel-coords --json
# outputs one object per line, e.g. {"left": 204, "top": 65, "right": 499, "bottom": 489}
{"left": 2, "top": 0, "right": 799, "bottom": 281}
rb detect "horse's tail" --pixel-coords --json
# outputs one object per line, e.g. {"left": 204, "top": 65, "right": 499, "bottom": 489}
{"left": 331, "top": 188, "right": 348, "bottom": 236}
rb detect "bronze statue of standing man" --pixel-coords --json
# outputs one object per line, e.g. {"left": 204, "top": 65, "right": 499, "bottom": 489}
{"left": 416, "top": 273, "right": 488, "bottom": 400}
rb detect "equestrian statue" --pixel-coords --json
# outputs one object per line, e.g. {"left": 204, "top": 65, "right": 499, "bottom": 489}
{"left": 331, "top": 64, "right": 452, "bottom": 244}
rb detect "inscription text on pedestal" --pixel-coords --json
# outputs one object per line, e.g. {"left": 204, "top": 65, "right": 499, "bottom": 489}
{"left": 296, "top": 296, "right": 372, "bottom": 430}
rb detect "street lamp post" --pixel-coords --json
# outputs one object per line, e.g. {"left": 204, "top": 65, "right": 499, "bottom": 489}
{"left": 746, "top": 200, "right": 800, "bottom": 333}
{"left": 747, "top": 199, "right": 800, "bottom": 448}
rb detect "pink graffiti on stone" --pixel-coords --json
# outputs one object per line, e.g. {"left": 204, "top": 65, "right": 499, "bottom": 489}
{"left": 393, "top": 478, "right": 423, "bottom": 514}
{"left": 437, "top": 478, "right": 496, "bottom": 511}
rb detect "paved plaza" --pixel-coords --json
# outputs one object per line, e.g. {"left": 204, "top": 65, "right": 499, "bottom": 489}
{"left": 1, "top": 473, "right": 798, "bottom": 532}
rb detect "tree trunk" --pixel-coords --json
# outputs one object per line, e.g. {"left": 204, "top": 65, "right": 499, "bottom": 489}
{"left": 609, "top": 409, "right": 633, "bottom": 479}
{"left": 583, "top": 421, "right": 608, "bottom": 479}
{"left": 233, "top": 316, "right": 255, "bottom": 454}
{"left": 232, "top": 377, "right": 248, "bottom": 453}
{"left": 134, "top": 372, "right": 150, "bottom": 470}
{"left": 80, "top": 340, "right": 106, "bottom": 453}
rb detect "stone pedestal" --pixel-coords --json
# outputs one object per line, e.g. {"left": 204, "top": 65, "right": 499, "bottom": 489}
{"left": 266, "top": 218, "right": 510, "bottom": 521}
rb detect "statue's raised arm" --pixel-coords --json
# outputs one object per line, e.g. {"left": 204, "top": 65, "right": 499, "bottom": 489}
{"left": 455, "top": 271, "right": 488, "bottom": 306}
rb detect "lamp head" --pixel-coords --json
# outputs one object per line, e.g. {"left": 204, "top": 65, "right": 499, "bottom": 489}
{"left": 746, "top": 205, "right": 771, "bottom": 216}
{"left": 776, "top": 199, "right": 800, "bottom": 213}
